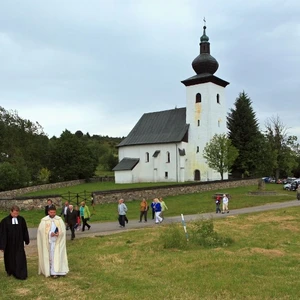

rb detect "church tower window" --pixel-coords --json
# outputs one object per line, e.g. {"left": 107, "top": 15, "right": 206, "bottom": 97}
{"left": 195, "top": 93, "right": 201, "bottom": 103}
{"left": 217, "top": 94, "right": 220, "bottom": 104}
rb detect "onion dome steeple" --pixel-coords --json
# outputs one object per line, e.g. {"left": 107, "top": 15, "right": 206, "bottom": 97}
{"left": 192, "top": 22, "right": 219, "bottom": 75}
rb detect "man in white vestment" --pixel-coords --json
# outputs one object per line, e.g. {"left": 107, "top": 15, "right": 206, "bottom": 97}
{"left": 37, "top": 205, "right": 69, "bottom": 278}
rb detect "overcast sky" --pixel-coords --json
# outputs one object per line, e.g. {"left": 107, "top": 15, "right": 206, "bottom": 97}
{"left": 0, "top": 0, "right": 299, "bottom": 139}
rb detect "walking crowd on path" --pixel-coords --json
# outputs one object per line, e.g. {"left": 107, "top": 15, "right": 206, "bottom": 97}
{"left": 0, "top": 193, "right": 240, "bottom": 281}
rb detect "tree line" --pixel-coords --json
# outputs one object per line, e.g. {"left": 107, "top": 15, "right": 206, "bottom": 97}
{"left": 204, "top": 91, "right": 300, "bottom": 180}
{"left": 1, "top": 91, "right": 299, "bottom": 191}
{"left": 0, "top": 106, "right": 121, "bottom": 191}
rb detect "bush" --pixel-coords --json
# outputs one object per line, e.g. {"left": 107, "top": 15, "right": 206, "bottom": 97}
{"left": 159, "top": 218, "right": 233, "bottom": 250}
{"left": 159, "top": 223, "right": 189, "bottom": 250}
{"left": 190, "top": 218, "right": 233, "bottom": 248}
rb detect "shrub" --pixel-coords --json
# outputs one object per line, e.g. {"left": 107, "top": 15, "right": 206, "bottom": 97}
{"left": 159, "top": 223, "right": 189, "bottom": 250}
{"left": 190, "top": 218, "right": 233, "bottom": 248}
{"left": 159, "top": 218, "right": 233, "bottom": 250}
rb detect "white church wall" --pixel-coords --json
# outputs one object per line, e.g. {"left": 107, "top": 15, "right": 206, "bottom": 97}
{"left": 117, "top": 142, "right": 186, "bottom": 183}
{"left": 185, "top": 82, "right": 227, "bottom": 181}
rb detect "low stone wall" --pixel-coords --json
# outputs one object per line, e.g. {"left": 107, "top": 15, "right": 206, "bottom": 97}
{"left": 93, "top": 178, "right": 258, "bottom": 204}
{"left": 0, "top": 179, "right": 85, "bottom": 199}
{"left": 0, "top": 178, "right": 259, "bottom": 211}
{"left": 0, "top": 197, "right": 62, "bottom": 211}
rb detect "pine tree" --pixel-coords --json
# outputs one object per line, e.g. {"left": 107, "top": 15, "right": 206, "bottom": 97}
{"left": 227, "top": 91, "right": 262, "bottom": 177}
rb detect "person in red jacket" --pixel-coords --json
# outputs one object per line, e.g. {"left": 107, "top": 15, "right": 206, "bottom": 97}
{"left": 215, "top": 195, "right": 221, "bottom": 213}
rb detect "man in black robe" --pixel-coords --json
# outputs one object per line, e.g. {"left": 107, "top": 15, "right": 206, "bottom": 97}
{"left": 0, "top": 205, "right": 30, "bottom": 280}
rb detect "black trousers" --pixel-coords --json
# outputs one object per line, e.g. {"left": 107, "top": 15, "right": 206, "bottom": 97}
{"left": 69, "top": 224, "right": 75, "bottom": 239}
{"left": 81, "top": 216, "right": 90, "bottom": 231}
{"left": 140, "top": 211, "right": 147, "bottom": 222}
{"left": 118, "top": 215, "right": 125, "bottom": 227}
{"left": 152, "top": 209, "right": 155, "bottom": 219}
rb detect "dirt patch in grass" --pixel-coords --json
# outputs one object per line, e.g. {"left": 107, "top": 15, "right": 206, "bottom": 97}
{"left": 15, "top": 288, "right": 31, "bottom": 296}
{"left": 245, "top": 213, "right": 296, "bottom": 223}
{"left": 250, "top": 247, "right": 285, "bottom": 256}
{"left": 242, "top": 247, "right": 285, "bottom": 257}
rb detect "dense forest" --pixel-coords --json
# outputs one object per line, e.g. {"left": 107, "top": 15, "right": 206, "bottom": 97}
{"left": 0, "top": 106, "right": 121, "bottom": 191}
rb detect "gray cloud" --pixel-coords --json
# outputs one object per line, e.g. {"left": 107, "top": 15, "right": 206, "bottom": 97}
{"left": 0, "top": 0, "right": 299, "bottom": 139}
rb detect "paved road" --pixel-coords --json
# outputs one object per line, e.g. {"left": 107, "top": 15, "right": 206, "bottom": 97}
{"left": 28, "top": 199, "right": 300, "bottom": 240}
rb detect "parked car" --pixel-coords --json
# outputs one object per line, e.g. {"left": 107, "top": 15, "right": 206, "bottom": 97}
{"left": 282, "top": 177, "right": 296, "bottom": 184}
{"left": 290, "top": 180, "right": 300, "bottom": 191}
{"left": 262, "top": 177, "right": 273, "bottom": 183}
{"left": 284, "top": 179, "right": 300, "bottom": 191}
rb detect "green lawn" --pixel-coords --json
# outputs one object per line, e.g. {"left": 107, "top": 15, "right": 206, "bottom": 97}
{"left": 0, "top": 183, "right": 296, "bottom": 228}
{"left": 1, "top": 205, "right": 300, "bottom": 299}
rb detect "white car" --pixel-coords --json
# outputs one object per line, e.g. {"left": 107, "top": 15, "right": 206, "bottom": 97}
{"left": 284, "top": 179, "right": 300, "bottom": 191}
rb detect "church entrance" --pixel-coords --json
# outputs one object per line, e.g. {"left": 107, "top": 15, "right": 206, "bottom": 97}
{"left": 194, "top": 170, "right": 200, "bottom": 181}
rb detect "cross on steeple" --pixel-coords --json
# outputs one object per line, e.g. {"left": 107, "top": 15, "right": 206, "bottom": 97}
{"left": 203, "top": 17, "right": 206, "bottom": 27}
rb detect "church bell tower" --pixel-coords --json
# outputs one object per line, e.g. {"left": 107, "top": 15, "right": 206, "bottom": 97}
{"left": 181, "top": 22, "right": 230, "bottom": 181}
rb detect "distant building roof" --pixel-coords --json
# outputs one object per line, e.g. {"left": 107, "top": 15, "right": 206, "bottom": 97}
{"left": 112, "top": 158, "right": 139, "bottom": 171}
{"left": 118, "top": 107, "right": 189, "bottom": 147}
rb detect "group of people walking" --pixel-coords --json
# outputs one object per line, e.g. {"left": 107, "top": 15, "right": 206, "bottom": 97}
{"left": 0, "top": 198, "right": 94, "bottom": 280}
{"left": 0, "top": 204, "right": 69, "bottom": 280}
{"left": 0, "top": 192, "right": 233, "bottom": 281}
{"left": 117, "top": 197, "right": 168, "bottom": 227}
{"left": 215, "top": 194, "right": 229, "bottom": 214}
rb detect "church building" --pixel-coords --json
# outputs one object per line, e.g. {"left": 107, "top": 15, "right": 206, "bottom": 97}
{"left": 113, "top": 25, "right": 229, "bottom": 183}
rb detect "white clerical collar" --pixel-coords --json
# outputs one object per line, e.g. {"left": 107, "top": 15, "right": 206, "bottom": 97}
{"left": 12, "top": 217, "right": 18, "bottom": 225}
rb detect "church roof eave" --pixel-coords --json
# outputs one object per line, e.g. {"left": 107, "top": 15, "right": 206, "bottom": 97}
{"left": 181, "top": 74, "right": 229, "bottom": 87}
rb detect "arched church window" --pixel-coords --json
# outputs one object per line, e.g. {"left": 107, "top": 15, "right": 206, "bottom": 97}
{"left": 145, "top": 152, "right": 149, "bottom": 163}
{"left": 216, "top": 94, "right": 220, "bottom": 104}
{"left": 197, "top": 120, "right": 200, "bottom": 126}
{"left": 166, "top": 151, "right": 170, "bottom": 163}
{"left": 196, "top": 146, "right": 199, "bottom": 153}
{"left": 196, "top": 93, "right": 201, "bottom": 103}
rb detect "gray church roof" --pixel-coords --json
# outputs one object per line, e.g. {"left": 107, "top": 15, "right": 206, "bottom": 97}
{"left": 118, "top": 107, "right": 189, "bottom": 147}
{"left": 112, "top": 157, "right": 140, "bottom": 171}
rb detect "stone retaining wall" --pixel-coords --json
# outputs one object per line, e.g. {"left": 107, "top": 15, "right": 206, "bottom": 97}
{"left": 0, "top": 178, "right": 259, "bottom": 211}
{"left": 93, "top": 178, "right": 258, "bottom": 204}
{"left": 0, "top": 179, "right": 85, "bottom": 199}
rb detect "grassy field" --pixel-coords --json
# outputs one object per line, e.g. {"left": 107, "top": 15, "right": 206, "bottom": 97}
{"left": 0, "top": 183, "right": 296, "bottom": 228}
{"left": 1, "top": 205, "right": 300, "bottom": 299}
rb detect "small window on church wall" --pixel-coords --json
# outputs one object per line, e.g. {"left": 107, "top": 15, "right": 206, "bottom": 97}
{"left": 166, "top": 151, "right": 170, "bottom": 163}
{"left": 217, "top": 94, "right": 220, "bottom": 104}
{"left": 197, "top": 120, "right": 200, "bottom": 126}
{"left": 145, "top": 152, "right": 149, "bottom": 163}
{"left": 196, "top": 93, "right": 201, "bottom": 103}
{"left": 196, "top": 146, "right": 199, "bottom": 153}
{"left": 165, "top": 172, "right": 168, "bottom": 178}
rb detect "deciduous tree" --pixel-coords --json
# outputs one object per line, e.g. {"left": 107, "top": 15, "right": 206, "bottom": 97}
{"left": 203, "top": 134, "right": 239, "bottom": 180}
